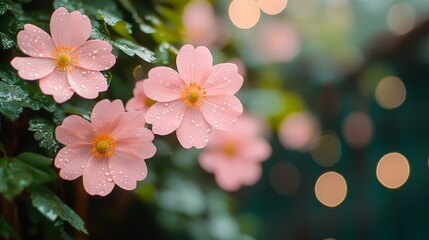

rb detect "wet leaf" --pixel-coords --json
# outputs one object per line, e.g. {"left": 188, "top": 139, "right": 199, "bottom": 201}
{"left": 28, "top": 118, "right": 60, "bottom": 158}
{"left": 0, "top": 153, "right": 56, "bottom": 200}
{"left": 30, "top": 188, "right": 88, "bottom": 234}
{"left": 113, "top": 38, "right": 156, "bottom": 63}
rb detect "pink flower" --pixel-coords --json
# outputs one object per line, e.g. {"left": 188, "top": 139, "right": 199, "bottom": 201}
{"left": 143, "top": 44, "right": 244, "bottom": 149}
{"left": 182, "top": 0, "right": 229, "bottom": 48}
{"left": 11, "top": 7, "right": 116, "bottom": 103}
{"left": 198, "top": 115, "right": 271, "bottom": 191}
{"left": 125, "top": 80, "right": 156, "bottom": 113}
{"left": 54, "top": 99, "right": 156, "bottom": 196}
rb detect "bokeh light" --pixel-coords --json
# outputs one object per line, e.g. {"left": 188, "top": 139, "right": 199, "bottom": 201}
{"left": 387, "top": 3, "right": 416, "bottom": 35}
{"left": 257, "top": 0, "right": 288, "bottom": 15}
{"left": 376, "top": 152, "right": 410, "bottom": 189}
{"left": 253, "top": 19, "right": 301, "bottom": 62}
{"left": 311, "top": 134, "right": 342, "bottom": 167}
{"left": 229, "top": 0, "right": 261, "bottom": 29}
{"left": 279, "top": 112, "right": 320, "bottom": 151}
{"left": 269, "top": 161, "right": 300, "bottom": 195}
{"left": 182, "top": 0, "right": 218, "bottom": 47}
{"left": 342, "top": 112, "right": 373, "bottom": 149}
{"left": 315, "top": 171, "right": 347, "bottom": 207}
{"left": 375, "top": 76, "right": 406, "bottom": 109}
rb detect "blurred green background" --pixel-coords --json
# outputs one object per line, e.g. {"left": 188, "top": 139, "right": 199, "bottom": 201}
{"left": 1, "top": 0, "right": 429, "bottom": 239}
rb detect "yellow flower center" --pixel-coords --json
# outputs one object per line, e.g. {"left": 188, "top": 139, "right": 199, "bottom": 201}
{"left": 91, "top": 134, "right": 116, "bottom": 159}
{"left": 181, "top": 82, "right": 207, "bottom": 109}
{"left": 145, "top": 97, "right": 156, "bottom": 108}
{"left": 222, "top": 142, "right": 237, "bottom": 156}
{"left": 51, "top": 46, "right": 79, "bottom": 71}
{"left": 58, "top": 53, "right": 71, "bottom": 67}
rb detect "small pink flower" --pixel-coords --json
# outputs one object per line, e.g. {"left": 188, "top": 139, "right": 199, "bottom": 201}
{"left": 198, "top": 115, "right": 271, "bottom": 191}
{"left": 11, "top": 7, "right": 116, "bottom": 103}
{"left": 143, "top": 44, "right": 244, "bottom": 149}
{"left": 54, "top": 99, "right": 156, "bottom": 196}
{"left": 125, "top": 80, "right": 156, "bottom": 113}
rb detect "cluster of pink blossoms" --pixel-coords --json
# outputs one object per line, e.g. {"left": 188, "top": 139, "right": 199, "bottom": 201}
{"left": 12, "top": 7, "right": 271, "bottom": 195}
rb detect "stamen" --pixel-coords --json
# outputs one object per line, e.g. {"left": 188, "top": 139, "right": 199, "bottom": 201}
{"left": 91, "top": 134, "right": 116, "bottom": 159}
{"left": 181, "top": 82, "right": 207, "bottom": 108}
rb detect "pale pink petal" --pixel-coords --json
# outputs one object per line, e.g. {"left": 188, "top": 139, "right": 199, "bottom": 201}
{"left": 83, "top": 158, "right": 115, "bottom": 196}
{"left": 203, "top": 63, "right": 243, "bottom": 95}
{"left": 183, "top": 0, "right": 218, "bottom": 47}
{"left": 39, "top": 70, "right": 75, "bottom": 103}
{"left": 198, "top": 151, "right": 223, "bottom": 173}
{"left": 110, "top": 111, "right": 150, "bottom": 141}
{"left": 200, "top": 95, "right": 243, "bottom": 130}
{"left": 90, "top": 99, "right": 125, "bottom": 134}
{"left": 176, "top": 45, "right": 212, "bottom": 85}
{"left": 55, "top": 115, "right": 96, "bottom": 145}
{"left": 214, "top": 160, "right": 262, "bottom": 191}
{"left": 144, "top": 67, "right": 184, "bottom": 102}
{"left": 236, "top": 162, "right": 262, "bottom": 185}
{"left": 125, "top": 97, "right": 146, "bottom": 112}
{"left": 50, "top": 7, "right": 91, "bottom": 49}
{"left": 54, "top": 144, "right": 92, "bottom": 180}
{"left": 126, "top": 81, "right": 148, "bottom": 112}
{"left": 67, "top": 67, "right": 107, "bottom": 99}
{"left": 145, "top": 100, "right": 186, "bottom": 135}
{"left": 17, "top": 24, "right": 55, "bottom": 58}
{"left": 213, "top": 160, "right": 242, "bottom": 191}
{"left": 109, "top": 151, "right": 148, "bottom": 190}
{"left": 239, "top": 138, "right": 272, "bottom": 162}
{"left": 10, "top": 57, "right": 56, "bottom": 80}
{"left": 74, "top": 40, "right": 116, "bottom": 71}
{"left": 176, "top": 108, "right": 211, "bottom": 149}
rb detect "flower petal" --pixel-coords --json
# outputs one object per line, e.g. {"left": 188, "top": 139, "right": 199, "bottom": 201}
{"left": 50, "top": 7, "right": 91, "bottom": 49}
{"left": 90, "top": 99, "right": 125, "bottom": 134}
{"left": 198, "top": 151, "right": 223, "bottom": 173}
{"left": 67, "top": 67, "right": 108, "bottom": 99}
{"left": 213, "top": 161, "right": 242, "bottom": 192}
{"left": 83, "top": 158, "right": 115, "bottom": 196}
{"left": 39, "top": 70, "right": 75, "bottom": 103}
{"left": 111, "top": 111, "right": 153, "bottom": 143}
{"left": 74, "top": 40, "right": 116, "bottom": 71}
{"left": 176, "top": 108, "right": 211, "bottom": 149}
{"left": 126, "top": 81, "right": 147, "bottom": 112}
{"left": 145, "top": 100, "right": 187, "bottom": 135}
{"left": 213, "top": 161, "right": 262, "bottom": 191}
{"left": 54, "top": 144, "right": 92, "bottom": 181}
{"left": 239, "top": 138, "right": 272, "bottom": 162}
{"left": 11, "top": 57, "right": 56, "bottom": 80}
{"left": 204, "top": 63, "right": 243, "bottom": 95}
{"left": 144, "top": 67, "right": 184, "bottom": 102}
{"left": 17, "top": 24, "right": 55, "bottom": 58}
{"left": 200, "top": 95, "right": 243, "bottom": 130}
{"left": 236, "top": 162, "right": 262, "bottom": 185}
{"left": 176, "top": 44, "right": 212, "bottom": 85}
{"left": 109, "top": 151, "right": 148, "bottom": 191}
{"left": 55, "top": 115, "right": 96, "bottom": 145}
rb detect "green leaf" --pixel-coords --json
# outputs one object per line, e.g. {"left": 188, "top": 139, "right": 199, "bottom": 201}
{"left": 0, "top": 153, "right": 56, "bottom": 200}
{"left": 0, "top": 81, "right": 30, "bottom": 121}
{"left": 15, "top": 153, "right": 57, "bottom": 183}
{"left": 30, "top": 188, "right": 88, "bottom": 234}
{"left": 28, "top": 119, "right": 60, "bottom": 157}
{"left": 113, "top": 38, "right": 156, "bottom": 63}
{"left": 155, "top": 42, "right": 178, "bottom": 64}
{"left": 0, "top": 0, "right": 23, "bottom": 16}
{"left": 96, "top": 10, "right": 133, "bottom": 39}
{"left": 90, "top": 20, "right": 111, "bottom": 41}
{"left": 0, "top": 66, "right": 57, "bottom": 120}
{"left": 0, "top": 214, "right": 19, "bottom": 240}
